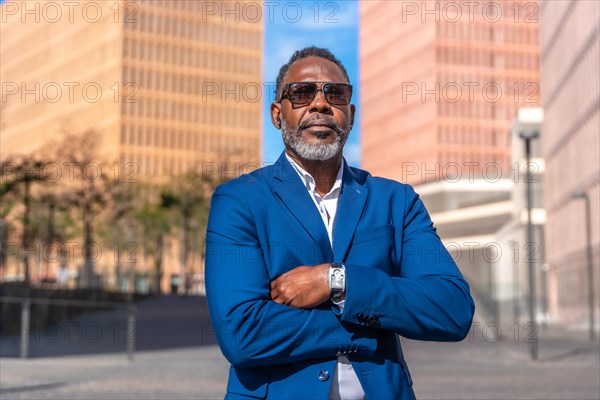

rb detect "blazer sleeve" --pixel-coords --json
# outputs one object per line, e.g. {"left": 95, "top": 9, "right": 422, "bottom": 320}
{"left": 340, "top": 184, "right": 475, "bottom": 341}
{"left": 205, "top": 182, "right": 378, "bottom": 368}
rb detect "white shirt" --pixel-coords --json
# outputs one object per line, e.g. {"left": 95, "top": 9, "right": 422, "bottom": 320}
{"left": 286, "top": 154, "right": 367, "bottom": 400}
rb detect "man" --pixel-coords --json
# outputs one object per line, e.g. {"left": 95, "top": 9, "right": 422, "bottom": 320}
{"left": 205, "top": 47, "right": 474, "bottom": 399}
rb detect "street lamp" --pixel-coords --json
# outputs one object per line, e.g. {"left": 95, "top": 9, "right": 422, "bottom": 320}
{"left": 572, "top": 190, "right": 596, "bottom": 340}
{"left": 519, "top": 129, "right": 540, "bottom": 360}
{"left": 510, "top": 240, "right": 521, "bottom": 321}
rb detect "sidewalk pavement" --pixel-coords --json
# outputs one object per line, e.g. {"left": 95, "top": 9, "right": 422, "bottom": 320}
{"left": 2, "top": 327, "right": 598, "bottom": 400}
{"left": 1, "top": 295, "right": 599, "bottom": 399}
{"left": 1, "top": 345, "right": 228, "bottom": 399}
{"left": 404, "top": 325, "right": 600, "bottom": 400}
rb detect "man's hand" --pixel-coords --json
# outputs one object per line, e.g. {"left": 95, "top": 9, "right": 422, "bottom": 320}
{"left": 270, "top": 264, "right": 330, "bottom": 308}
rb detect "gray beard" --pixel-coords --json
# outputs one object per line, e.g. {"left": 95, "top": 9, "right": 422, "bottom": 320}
{"left": 281, "top": 120, "right": 348, "bottom": 161}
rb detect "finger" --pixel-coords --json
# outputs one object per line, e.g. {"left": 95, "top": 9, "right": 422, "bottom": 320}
{"left": 275, "top": 295, "right": 291, "bottom": 305}
{"left": 271, "top": 274, "right": 286, "bottom": 287}
{"left": 271, "top": 293, "right": 284, "bottom": 304}
{"left": 272, "top": 288, "right": 291, "bottom": 305}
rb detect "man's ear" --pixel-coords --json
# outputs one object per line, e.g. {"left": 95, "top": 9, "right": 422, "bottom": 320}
{"left": 349, "top": 104, "right": 356, "bottom": 130}
{"left": 270, "top": 103, "right": 282, "bottom": 129}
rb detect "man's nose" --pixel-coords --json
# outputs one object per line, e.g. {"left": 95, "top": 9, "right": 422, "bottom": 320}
{"left": 308, "top": 89, "right": 332, "bottom": 114}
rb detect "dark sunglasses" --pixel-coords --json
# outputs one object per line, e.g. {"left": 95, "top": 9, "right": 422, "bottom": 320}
{"left": 279, "top": 82, "right": 353, "bottom": 106}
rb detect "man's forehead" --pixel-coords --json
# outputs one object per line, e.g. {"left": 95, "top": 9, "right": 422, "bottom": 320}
{"left": 285, "top": 56, "right": 346, "bottom": 83}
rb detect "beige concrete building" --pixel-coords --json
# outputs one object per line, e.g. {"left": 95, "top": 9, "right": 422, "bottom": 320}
{"left": 360, "top": 0, "right": 540, "bottom": 185}
{"left": 540, "top": 0, "right": 599, "bottom": 328}
{"left": 1, "top": 0, "right": 263, "bottom": 292}
{"left": 1, "top": 0, "right": 262, "bottom": 174}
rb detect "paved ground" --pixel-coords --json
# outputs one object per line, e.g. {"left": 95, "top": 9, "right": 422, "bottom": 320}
{"left": 404, "top": 327, "right": 600, "bottom": 400}
{"left": 1, "top": 295, "right": 599, "bottom": 399}
{"left": 0, "top": 346, "right": 228, "bottom": 399}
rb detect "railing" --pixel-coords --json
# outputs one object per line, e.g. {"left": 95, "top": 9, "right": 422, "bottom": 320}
{"left": 0, "top": 296, "right": 136, "bottom": 360}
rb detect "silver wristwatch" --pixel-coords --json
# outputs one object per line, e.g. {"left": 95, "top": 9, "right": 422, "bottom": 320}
{"left": 328, "top": 263, "right": 346, "bottom": 301}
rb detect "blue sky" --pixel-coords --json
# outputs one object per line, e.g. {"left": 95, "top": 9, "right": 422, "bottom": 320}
{"left": 262, "top": 1, "right": 360, "bottom": 166}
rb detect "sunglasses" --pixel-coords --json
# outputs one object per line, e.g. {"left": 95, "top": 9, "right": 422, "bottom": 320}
{"left": 279, "top": 82, "right": 353, "bottom": 106}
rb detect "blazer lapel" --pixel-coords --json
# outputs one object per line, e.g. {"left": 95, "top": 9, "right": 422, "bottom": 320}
{"left": 333, "top": 162, "right": 368, "bottom": 262}
{"left": 271, "top": 153, "right": 333, "bottom": 263}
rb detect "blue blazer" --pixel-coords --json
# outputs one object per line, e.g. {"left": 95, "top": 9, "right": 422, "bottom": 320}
{"left": 205, "top": 152, "right": 475, "bottom": 399}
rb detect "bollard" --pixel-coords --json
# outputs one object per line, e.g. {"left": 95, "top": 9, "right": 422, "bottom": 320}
{"left": 20, "top": 299, "right": 30, "bottom": 359}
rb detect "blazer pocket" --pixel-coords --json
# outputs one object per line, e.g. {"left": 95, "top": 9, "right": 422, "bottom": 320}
{"left": 352, "top": 224, "right": 395, "bottom": 245}
{"left": 226, "top": 366, "right": 268, "bottom": 399}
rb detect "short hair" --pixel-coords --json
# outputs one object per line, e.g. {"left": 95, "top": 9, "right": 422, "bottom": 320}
{"left": 274, "top": 46, "right": 350, "bottom": 101}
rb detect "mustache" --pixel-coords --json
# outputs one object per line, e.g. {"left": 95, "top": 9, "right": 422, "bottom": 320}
{"left": 298, "top": 114, "right": 342, "bottom": 133}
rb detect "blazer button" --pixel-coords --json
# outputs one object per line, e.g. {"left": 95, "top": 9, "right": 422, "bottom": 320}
{"left": 318, "top": 370, "right": 330, "bottom": 382}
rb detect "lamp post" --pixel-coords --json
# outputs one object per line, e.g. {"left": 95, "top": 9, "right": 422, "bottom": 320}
{"left": 572, "top": 190, "right": 596, "bottom": 340}
{"left": 519, "top": 129, "right": 540, "bottom": 360}
{"left": 510, "top": 240, "right": 521, "bottom": 321}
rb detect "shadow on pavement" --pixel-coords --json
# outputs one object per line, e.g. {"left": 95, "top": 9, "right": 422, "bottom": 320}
{"left": 0, "top": 382, "right": 67, "bottom": 394}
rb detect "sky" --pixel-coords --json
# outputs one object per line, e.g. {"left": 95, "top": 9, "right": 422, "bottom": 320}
{"left": 262, "top": 1, "right": 360, "bottom": 166}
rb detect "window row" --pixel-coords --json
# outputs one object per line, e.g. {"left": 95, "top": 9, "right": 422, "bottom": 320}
{"left": 126, "top": 10, "right": 261, "bottom": 50}
{"left": 123, "top": 39, "right": 260, "bottom": 75}
{"left": 142, "top": 0, "right": 254, "bottom": 15}
{"left": 122, "top": 152, "right": 258, "bottom": 178}
{"left": 434, "top": 76, "right": 540, "bottom": 106}
{"left": 439, "top": 22, "right": 538, "bottom": 45}
{"left": 437, "top": 153, "right": 510, "bottom": 177}
{"left": 121, "top": 98, "right": 260, "bottom": 129}
{"left": 437, "top": 47, "right": 539, "bottom": 70}
{"left": 438, "top": 99, "right": 512, "bottom": 120}
{"left": 124, "top": 67, "right": 261, "bottom": 103}
{"left": 118, "top": 153, "right": 183, "bottom": 177}
{"left": 437, "top": 126, "right": 508, "bottom": 147}
{"left": 120, "top": 125, "right": 259, "bottom": 156}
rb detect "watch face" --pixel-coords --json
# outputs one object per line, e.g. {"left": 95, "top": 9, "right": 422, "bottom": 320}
{"left": 330, "top": 268, "right": 344, "bottom": 289}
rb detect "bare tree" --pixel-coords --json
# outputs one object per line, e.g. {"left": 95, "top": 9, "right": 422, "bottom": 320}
{"left": 99, "top": 177, "right": 141, "bottom": 291}
{"left": 135, "top": 184, "right": 171, "bottom": 293}
{"left": 160, "top": 170, "right": 213, "bottom": 295}
{"left": 55, "top": 130, "right": 112, "bottom": 288}
{"left": 0, "top": 157, "right": 54, "bottom": 285}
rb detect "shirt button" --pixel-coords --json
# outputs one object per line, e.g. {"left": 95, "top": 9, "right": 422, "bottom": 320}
{"left": 318, "top": 370, "right": 330, "bottom": 382}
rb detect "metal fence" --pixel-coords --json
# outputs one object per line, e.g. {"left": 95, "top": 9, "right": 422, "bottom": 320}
{"left": 0, "top": 296, "right": 136, "bottom": 360}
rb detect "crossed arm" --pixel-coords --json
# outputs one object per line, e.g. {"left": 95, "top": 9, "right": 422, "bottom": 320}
{"left": 205, "top": 185, "right": 377, "bottom": 368}
{"left": 205, "top": 183, "right": 474, "bottom": 368}
{"left": 270, "top": 264, "right": 331, "bottom": 308}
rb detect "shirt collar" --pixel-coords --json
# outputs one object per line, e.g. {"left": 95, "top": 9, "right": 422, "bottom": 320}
{"left": 285, "top": 153, "right": 344, "bottom": 197}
